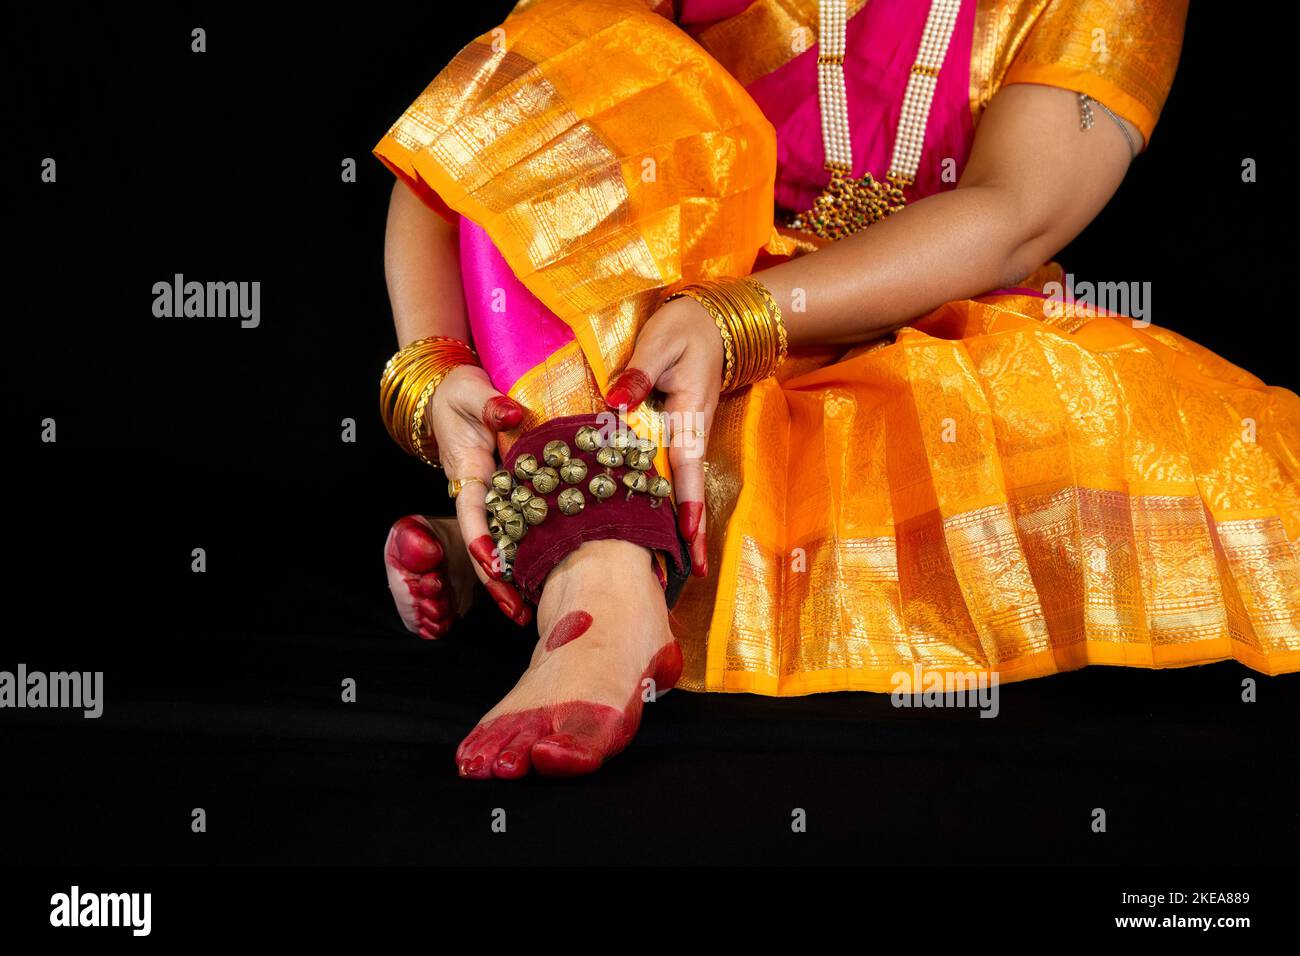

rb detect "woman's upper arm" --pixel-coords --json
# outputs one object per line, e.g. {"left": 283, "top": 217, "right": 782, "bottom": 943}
{"left": 957, "top": 82, "right": 1137, "bottom": 278}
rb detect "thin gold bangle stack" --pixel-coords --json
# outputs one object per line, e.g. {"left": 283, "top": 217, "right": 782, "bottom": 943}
{"left": 667, "top": 277, "right": 787, "bottom": 391}
{"left": 379, "top": 335, "right": 479, "bottom": 468}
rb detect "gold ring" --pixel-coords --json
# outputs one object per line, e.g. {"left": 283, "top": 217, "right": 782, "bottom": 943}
{"left": 447, "top": 476, "right": 486, "bottom": 499}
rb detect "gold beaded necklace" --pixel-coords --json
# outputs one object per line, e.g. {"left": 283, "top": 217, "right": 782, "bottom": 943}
{"left": 786, "top": 0, "right": 962, "bottom": 240}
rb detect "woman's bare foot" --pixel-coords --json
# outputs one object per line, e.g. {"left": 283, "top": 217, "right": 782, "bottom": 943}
{"left": 384, "top": 516, "right": 477, "bottom": 640}
{"left": 455, "top": 538, "right": 681, "bottom": 779}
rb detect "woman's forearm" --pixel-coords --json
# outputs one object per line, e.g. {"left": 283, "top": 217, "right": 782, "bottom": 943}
{"left": 755, "top": 182, "right": 1041, "bottom": 346}
{"left": 384, "top": 182, "right": 470, "bottom": 347}
{"left": 754, "top": 84, "right": 1135, "bottom": 347}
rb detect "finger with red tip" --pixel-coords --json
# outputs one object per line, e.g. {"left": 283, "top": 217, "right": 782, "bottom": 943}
{"left": 664, "top": 393, "right": 714, "bottom": 578}
{"left": 482, "top": 395, "right": 524, "bottom": 431}
{"left": 467, "top": 534, "right": 505, "bottom": 581}
{"left": 486, "top": 579, "right": 532, "bottom": 626}
{"left": 448, "top": 443, "right": 504, "bottom": 584}
{"left": 677, "top": 500, "right": 704, "bottom": 544}
{"left": 606, "top": 368, "right": 653, "bottom": 412}
{"left": 690, "top": 520, "right": 709, "bottom": 577}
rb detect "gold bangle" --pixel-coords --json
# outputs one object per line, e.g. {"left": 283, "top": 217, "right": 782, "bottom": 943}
{"left": 666, "top": 277, "right": 785, "bottom": 392}
{"left": 379, "top": 335, "right": 479, "bottom": 468}
{"left": 741, "top": 276, "right": 787, "bottom": 370}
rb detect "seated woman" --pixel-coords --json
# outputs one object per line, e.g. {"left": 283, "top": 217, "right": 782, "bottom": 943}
{"left": 376, "top": 0, "right": 1299, "bottom": 780}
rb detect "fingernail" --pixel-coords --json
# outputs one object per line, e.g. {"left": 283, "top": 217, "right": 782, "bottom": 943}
{"left": 484, "top": 395, "right": 524, "bottom": 430}
{"left": 468, "top": 534, "right": 503, "bottom": 580}
{"left": 498, "top": 600, "right": 532, "bottom": 627}
{"left": 678, "top": 501, "right": 704, "bottom": 543}
{"left": 691, "top": 531, "right": 708, "bottom": 577}
{"left": 468, "top": 754, "right": 484, "bottom": 774}
{"left": 606, "top": 368, "right": 652, "bottom": 411}
{"left": 487, "top": 580, "right": 529, "bottom": 625}
{"left": 458, "top": 759, "right": 470, "bottom": 777}
{"left": 497, "top": 750, "right": 517, "bottom": 770}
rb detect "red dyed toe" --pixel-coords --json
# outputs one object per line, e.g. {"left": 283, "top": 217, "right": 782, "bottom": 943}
{"left": 530, "top": 733, "right": 605, "bottom": 777}
{"left": 417, "top": 596, "right": 451, "bottom": 621}
{"left": 493, "top": 729, "right": 543, "bottom": 779}
{"left": 393, "top": 516, "right": 444, "bottom": 573}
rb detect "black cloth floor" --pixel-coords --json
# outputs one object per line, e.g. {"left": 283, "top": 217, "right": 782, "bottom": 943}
{"left": 6, "top": 465, "right": 1298, "bottom": 868}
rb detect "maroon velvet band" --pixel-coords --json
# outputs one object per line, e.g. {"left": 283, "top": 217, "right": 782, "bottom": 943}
{"left": 504, "top": 413, "right": 685, "bottom": 605}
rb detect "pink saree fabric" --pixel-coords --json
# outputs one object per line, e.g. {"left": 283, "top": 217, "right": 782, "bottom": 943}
{"left": 458, "top": 216, "right": 577, "bottom": 396}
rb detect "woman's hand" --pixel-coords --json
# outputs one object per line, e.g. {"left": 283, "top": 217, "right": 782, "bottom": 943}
{"left": 605, "top": 296, "right": 722, "bottom": 576}
{"left": 426, "top": 363, "right": 533, "bottom": 625}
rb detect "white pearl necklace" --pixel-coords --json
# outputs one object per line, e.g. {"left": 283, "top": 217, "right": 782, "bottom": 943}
{"left": 817, "top": 0, "right": 962, "bottom": 186}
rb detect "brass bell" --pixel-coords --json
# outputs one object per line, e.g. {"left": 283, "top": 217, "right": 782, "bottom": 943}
{"left": 626, "top": 448, "right": 655, "bottom": 471}
{"left": 510, "top": 485, "right": 533, "bottom": 508}
{"left": 543, "top": 440, "right": 570, "bottom": 467}
{"left": 484, "top": 488, "right": 509, "bottom": 513}
{"left": 496, "top": 505, "right": 527, "bottom": 541}
{"left": 608, "top": 431, "right": 631, "bottom": 452}
{"left": 531, "top": 466, "right": 560, "bottom": 494}
{"left": 574, "top": 425, "right": 602, "bottom": 452}
{"left": 557, "top": 487, "right": 585, "bottom": 515}
{"left": 623, "top": 471, "right": 648, "bottom": 495}
{"left": 514, "top": 454, "right": 540, "bottom": 482}
{"left": 648, "top": 475, "right": 672, "bottom": 498}
{"left": 589, "top": 473, "right": 617, "bottom": 501}
{"left": 559, "top": 458, "right": 588, "bottom": 484}
{"left": 596, "top": 446, "right": 623, "bottom": 469}
{"left": 487, "top": 512, "right": 503, "bottom": 537}
{"left": 494, "top": 535, "right": 518, "bottom": 564}
{"left": 522, "top": 495, "right": 548, "bottom": 525}
{"left": 490, "top": 470, "right": 514, "bottom": 495}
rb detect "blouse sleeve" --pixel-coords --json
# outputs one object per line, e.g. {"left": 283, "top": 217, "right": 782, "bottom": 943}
{"left": 1000, "top": 0, "right": 1188, "bottom": 148}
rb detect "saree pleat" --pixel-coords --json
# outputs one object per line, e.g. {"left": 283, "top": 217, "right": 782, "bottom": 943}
{"left": 376, "top": 0, "right": 1299, "bottom": 695}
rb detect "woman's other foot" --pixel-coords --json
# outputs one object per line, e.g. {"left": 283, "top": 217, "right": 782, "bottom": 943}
{"left": 384, "top": 515, "right": 475, "bottom": 639}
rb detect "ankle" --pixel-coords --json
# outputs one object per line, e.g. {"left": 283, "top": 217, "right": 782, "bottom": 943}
{"left": 537, "top": 539, "right": 661, "bottom": 627}
{"left": 554, "top": 538, "right": 654, "bottom": 578}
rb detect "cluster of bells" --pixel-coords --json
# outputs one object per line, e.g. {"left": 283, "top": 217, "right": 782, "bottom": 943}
{"left": 785, "top": 168, "right": 907, "bottom": 240}
{"left": 484, "top": 424, "right": 673, "bottom": 580}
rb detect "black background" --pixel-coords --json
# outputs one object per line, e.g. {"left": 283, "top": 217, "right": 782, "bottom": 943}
{"left": 4, "top": 0, "right": 1296, "bottom": 915}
